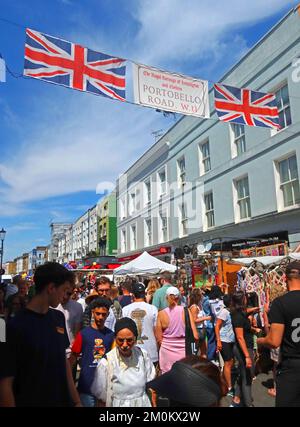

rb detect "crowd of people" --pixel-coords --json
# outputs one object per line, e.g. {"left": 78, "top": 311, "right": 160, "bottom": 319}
{"left": 0, "top": 259, "right": 300, "bottom": 407}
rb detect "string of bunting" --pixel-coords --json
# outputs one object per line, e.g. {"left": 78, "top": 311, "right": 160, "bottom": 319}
{"left": 0, "top": 12, "right": 287, "bottom": 130}
{"left": 21, "top": 27, "right": 281, "bottom": 129}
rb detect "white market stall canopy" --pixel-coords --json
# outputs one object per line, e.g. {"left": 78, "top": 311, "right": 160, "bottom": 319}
{"left": 228, "top": 253, "right": 300, "bottom": 267}
{"left": 113, "top": 251, "right": 177, "bottom": 275}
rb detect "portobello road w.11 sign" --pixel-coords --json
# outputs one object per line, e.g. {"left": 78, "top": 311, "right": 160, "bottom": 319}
{"left": 133, "top": 64, "right": 210, "bottom": 118}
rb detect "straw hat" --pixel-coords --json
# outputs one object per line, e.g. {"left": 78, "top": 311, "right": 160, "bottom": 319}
{"left": 85, "top": 290, "right": 100, "bottom": 304}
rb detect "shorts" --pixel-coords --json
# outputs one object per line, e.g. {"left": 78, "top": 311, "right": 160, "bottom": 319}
{"left": 220, "top": 342, "right": 234, "bottom": 362}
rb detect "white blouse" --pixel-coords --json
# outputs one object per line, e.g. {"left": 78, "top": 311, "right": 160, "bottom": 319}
{"left": 91, "top": 346, "right": 155, "bottom": 407}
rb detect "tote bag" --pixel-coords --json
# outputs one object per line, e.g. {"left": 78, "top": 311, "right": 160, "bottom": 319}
{"left": 184, "top": 307, "right": 197, "bottom": 356}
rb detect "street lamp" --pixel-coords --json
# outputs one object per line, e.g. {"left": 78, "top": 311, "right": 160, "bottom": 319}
{"left": 0, "top": 227, "right": 7, "bottom": 282}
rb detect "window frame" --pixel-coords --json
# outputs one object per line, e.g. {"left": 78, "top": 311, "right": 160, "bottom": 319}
{"left": 234, "top": 175, "right": 251, "bottom": 222}
{"left": 159, "top": 211, "right": 168, "bottom": 243}
{"left": 179, "top": 203, "right": 188, "bottom": 237}
{"left": 144, "top": 179, "right": 152, "bottom": 206}
{"left": 130, "top": 224, "right": 137, "bottom": 251}
{"left": 144, "top": 218, "right": 152, "bottom": 247}
{"left": 177, "top": 156, "right": 186, "bottom": 188}
{"left": 199, "top": 139, "right": 211, "bottom": 175}
{"left": 121, "top": 228, "right": 127, "bottom": 253}
{"left": 204, "top": 191, "right": 215, "bottom": 229}
{"left": 231, "top": 123, "right": 246, "bottom": 158}
{"left": 119, "top": 196, "right": 126, "bottom": 220}
{"left": 275, "top": 153, "right": 300, "bottom": 211}
{"left": 129, "top": 190, "right": 136, "bottom": 216}
{"left": 157, "top": 167, "right": 167, "bottom": 198}
{"left": 271, "top": 81, "right": 292, "bottom": 136}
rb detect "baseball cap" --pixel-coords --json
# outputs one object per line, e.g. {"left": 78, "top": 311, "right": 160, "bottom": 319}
{"left": 132, "top": 282, "right": 146, "bottom": 296}
{"left": 166, "top": 286, "right": 180, "bottom": 297}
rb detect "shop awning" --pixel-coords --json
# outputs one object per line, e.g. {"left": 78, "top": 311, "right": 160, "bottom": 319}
{"left": 227, "top": 256, "right": 285, "bottom": 266}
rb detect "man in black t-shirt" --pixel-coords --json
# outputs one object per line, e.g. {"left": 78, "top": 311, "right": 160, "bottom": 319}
{"left": 258, "top": 260, "right": 300, "bottom": 407}
{"left": 0, "top": 262, "right": 82, "bottom": 407}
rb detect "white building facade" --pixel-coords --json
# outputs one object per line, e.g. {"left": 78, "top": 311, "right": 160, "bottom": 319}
{"left": 16, "top": 256, "right": 24, "bottom": 274}
{"left": 116, "top": 7, "right": 300, "bottom": 260}
{"left": 28, "top": 246, "right": 47, "bottom": 274}
{"left": 49, "top": 223, "right": 72, "bottom": 262}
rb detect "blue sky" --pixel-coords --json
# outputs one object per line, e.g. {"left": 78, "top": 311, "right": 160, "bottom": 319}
{"left": 0, "top": 0, "right": 295, "bottom": 261}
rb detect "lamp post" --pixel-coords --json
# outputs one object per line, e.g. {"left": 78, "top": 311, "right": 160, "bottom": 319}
{"left": 0, "top": 228, "right": 6, "bottom": 282}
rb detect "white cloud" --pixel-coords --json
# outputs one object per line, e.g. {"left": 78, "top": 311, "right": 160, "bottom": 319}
{"left": 132, "top": 0, "right": 289, "bottom": 67}
{"left": 7, "top": 223, "right": 40, "bottom": 232}
{"left": 0, "top": 92, "right": 168, "bottom": 208}
{"left": 0, "top": 0, "right": 291, "bottom": 217}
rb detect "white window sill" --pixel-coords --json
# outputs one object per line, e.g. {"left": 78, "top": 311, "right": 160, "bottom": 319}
{"left": 270, "top": 123, "right": 292, "bottom": 137}
{"left": 277, "top": 203, "right": 300, "bottom": 213}
{"left": 206, "top": 225, "right": 216, "bottom": 230}
{"left": 235, "top": 216, "right": 252, "bottom": 224}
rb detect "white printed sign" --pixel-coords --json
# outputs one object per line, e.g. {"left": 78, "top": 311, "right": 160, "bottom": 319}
{"left": 133, "top": 64, "right": 210, "bottom": 118}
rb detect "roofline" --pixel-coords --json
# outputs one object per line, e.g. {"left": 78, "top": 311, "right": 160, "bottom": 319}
{"left": 119, "top": 114, "right": 186, "bottom": 178}
{"left": 119, "top": 6, "right": 296, "bottom": 178}
{"left": 219, "top": 5, "right": 295, "bottom": 82}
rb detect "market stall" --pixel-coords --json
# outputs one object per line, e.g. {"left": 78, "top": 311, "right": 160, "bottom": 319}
{"left": 113, "top": 251, "right": 177, "bottom": 276}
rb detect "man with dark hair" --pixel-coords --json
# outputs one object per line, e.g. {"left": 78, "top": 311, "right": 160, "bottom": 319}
{"left": 152, "top": 271, "right": 173, "bottom": 311}
{"left": 70, "top": 297, "right": 114, "bottom": 407}
{"left": 0, "top": 262, "right": 81, "bottom": 407}
{"left": 118, "top": 278, "right": 133, "bottom": 308}
{"left": 5, "top": 275, "right": 25, "bottom": 302}
{"left": 82, "top": 276, "right": 122, "bottom": 330}
{"left": 258, "top": 260, "right": 300, "bottom": 407}
{"left": 55, "top": 281, "right": 83, "bottom": 354}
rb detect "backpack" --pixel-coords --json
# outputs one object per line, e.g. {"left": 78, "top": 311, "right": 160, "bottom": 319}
{"left": 111, "top": 300, "right": 123, "bottom": 320}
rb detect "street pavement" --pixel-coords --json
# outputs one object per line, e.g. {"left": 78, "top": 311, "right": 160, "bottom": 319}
{"left": 157, "top": 371, "right": 275, "bottom": 407}
{"left": 221, "top": 371, "right": 275, "bottom": 407}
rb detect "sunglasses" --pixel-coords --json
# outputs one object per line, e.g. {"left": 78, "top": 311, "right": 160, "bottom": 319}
{"left": 116, "top": 337, "right": 135, "bottom": 344}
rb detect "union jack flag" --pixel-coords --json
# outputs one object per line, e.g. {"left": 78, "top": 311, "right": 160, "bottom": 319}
{"left": 214, "top": 83, "right": 280, "bottom": 129}
{"left": 24, "top": 28, "right": 126, "bottom": 101}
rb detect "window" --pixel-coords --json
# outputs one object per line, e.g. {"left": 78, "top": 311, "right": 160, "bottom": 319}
{"left": 235, "top": 176, "right": 251, "bottom": 220}
{"left": 158, "top": 168, "right": 166, "bottom": 197}
{"left": 144, "top": 219, "right": 152, "bottom": 247}
{"left": 129, "top": 192, "right": 136, "bottom": 215}
{"left": 121, "top": 229, "right": 126, "bottom": 253}
{"left": 232, "top": 124, "right": 246, "bottom": 156}
{"left": 275, "top": 84, "right": 291, "bottom": 129}
{"left": 204, "top": 192, "right": 215, "bottom": 228}
{"left": 119, "top": 197, "right": 126, "bottom": 220}
{"left": 144, "top": 180, "right": 151, "bottom": 205}
{"left": 179, "top": 203, "right": 188, "bottom": 237}
{"left": 177, "top": 157, "right": 186, "bottom": 187}
{"left": 130, "top": 225, "right": 137, "bottom": 250}
{"left": 200, "top": 140, "right": 211, "bottom": 173}
{"left": 159, "top": 212, "right": 168, "bottom": 243}
{"left": 278, "top": 155, "right": 300, "bottom": 207}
